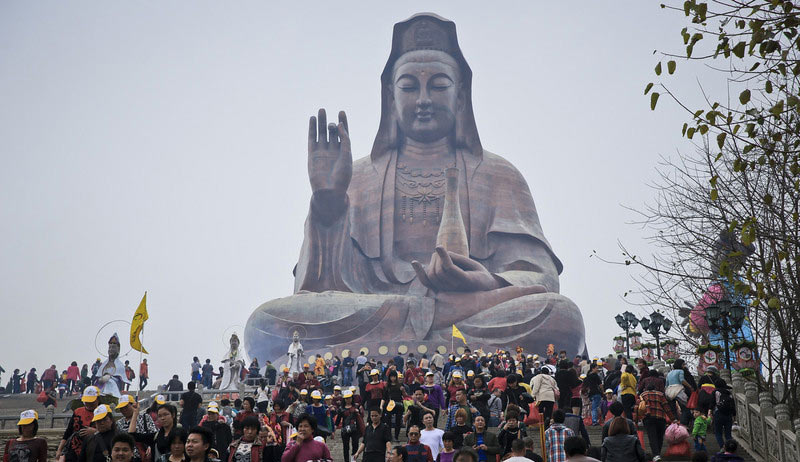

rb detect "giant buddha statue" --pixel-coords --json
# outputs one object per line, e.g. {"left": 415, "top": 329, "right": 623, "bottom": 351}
{"left": 244, "top": 13, "right": 587, "bottom": 362}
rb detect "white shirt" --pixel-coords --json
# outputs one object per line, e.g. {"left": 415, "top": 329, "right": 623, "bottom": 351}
{"left": 420, "top": 428, "right": 445, "bottom": 460}
{"left": 505, "top": 457, "right": 534, "bottom": 462}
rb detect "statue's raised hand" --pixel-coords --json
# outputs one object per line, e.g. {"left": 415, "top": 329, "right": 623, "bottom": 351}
{"left": 308, "top": 109, "right": 351, "bottom": 221}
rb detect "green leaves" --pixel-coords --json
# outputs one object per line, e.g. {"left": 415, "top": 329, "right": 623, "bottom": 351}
{"left": 667, "top": 60, "right": 676, "bottom": 74}
{"left": 644, "top": 82, "right": 654, "bottom": 95}
{"left": 655, "top": 62, "right": 662, "bottom": 75}
{"left": 732, "top": 41, "right": 746, "bottom": 58}
{"left": 651, "top": 92, "right": 660, "bottom": 110}
{"left": 717, "top": 132, "right": 727, "bottom": 148}
{"left": 739, "top": 89, "right": 751, "bottom": 104}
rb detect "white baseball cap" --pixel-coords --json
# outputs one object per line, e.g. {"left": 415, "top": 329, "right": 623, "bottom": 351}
{"left": 82, "top": 386, "right": 100, "bottom": 403}
{"left": 17, "top": 410, "right": 38, "bottom": 426}
{"left": 311, "top": 390, "right": 322, "bottom": 399}
{"left": 116, "top": 394, "right": 135, "bottom": 409}
{"left": 92, "top": 404, "right": 112, "bottom": 422}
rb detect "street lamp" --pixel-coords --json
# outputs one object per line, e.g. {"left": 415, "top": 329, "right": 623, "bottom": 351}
{"left": 615, "top": 311, "right": 639, "bottom": 358}
{"left": 639, "top": 311, "right": 673, "bottom": 360}
{"left": 704, "top": 297, "right": 746, "bottom": 369}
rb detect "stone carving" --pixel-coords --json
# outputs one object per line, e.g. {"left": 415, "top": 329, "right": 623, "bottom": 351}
{"left": 244, "top": 13, "right": 586, "bottom": 362}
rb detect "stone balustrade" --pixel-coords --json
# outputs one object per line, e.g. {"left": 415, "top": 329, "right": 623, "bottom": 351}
{"left": 728, "top": 370, "right": 800, "bottom": 462}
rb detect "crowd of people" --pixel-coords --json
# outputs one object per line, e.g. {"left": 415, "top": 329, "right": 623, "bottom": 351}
{"left": 2, "top": 359, "right": 146, "bottom": 403}
{"left": 2, "top": 347, "right": 747, "bottom": 462}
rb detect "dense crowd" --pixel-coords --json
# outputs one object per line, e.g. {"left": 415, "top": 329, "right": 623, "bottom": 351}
{"left": 2, "top": 347, "right": 747, "bottom": 462}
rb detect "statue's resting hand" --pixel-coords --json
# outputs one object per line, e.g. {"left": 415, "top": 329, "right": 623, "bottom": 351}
{"left": 308, "top": 109, "right": 351, "bottom": 222}
{"left": 412, "top": 246, "right": 506, "bottom": 292}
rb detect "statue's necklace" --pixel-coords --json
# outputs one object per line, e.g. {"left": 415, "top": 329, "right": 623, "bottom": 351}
{"left": 396, "top": 156, "right": 456, "bottom": 225}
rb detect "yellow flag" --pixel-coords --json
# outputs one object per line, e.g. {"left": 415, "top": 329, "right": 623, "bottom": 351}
{"left": 130, "top": 292, "right": 148, "bottom": 354}
{"left": 452, "top": 324, "right": 467, "bottom": 345}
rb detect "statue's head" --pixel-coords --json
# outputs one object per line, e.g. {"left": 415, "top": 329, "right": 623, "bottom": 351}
{"left": 292, "top": 331, "right": 299, "bottom": 342}
{"left": 372, "top": 14, "right": 482, "bottom": 158}
{"left": 108, "top": 333, "right": 120, "bottom": 360}
{"left": 392, "top": 49, "right": 462, "bottom": 143}
{"left": 711, "top": 229, "right": 755, "bottom": 276}
{"left": 230, "top": 333, "right": 240, "bottom": 349}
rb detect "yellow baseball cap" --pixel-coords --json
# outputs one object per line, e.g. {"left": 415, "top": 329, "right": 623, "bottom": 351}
{"left": 311, "top": 390, "right": 322, "bottom": 399}
{"left": 82, "top": 386, "right": 100, "bottom": 403}
{"left": 349, "top": 386, "right": 357, "bottom": 392}
{"left": 343, "top": 390, "right": 353, "bottom": 398}
{"left": 207, "top": 405, "right": 219, "bottom": 414}
{"left": 92, "top": 404, "right": 112, "bottom": 422}
{"left": 324, "top": 395, "right": 332, "bottom": 400}
{"left": 155, "top": 394, "right": 167, "bottom": 405}
{"left": 397, "top": 373, "right": 403, "bottom": 379}
{"left": 116, "top": 394, "right": 135, "bottom": 409}
{"left": 290, "top": 431, "right": 298, "bottom": 439}
{"left": 300, "top": 389, "right": 308, "bottom": 395}
{"left": 282, "top": 367, "right": 290, "bottom": 373}
{"left": 17, "top": 410, "right": 38, "bottom": 426}
{"left": 467, "top": 370, "right": 475, "bottom": 377}
{"left": 334, "top": 385, "right": 342, "bottom": 391}
{"left": 452, "top": 371, "right": 463, "bottom": 378}
{"left": 370, "top": 369, "right": 379, "bottom": 376}
{"left": 386, "top": 400, "right": 396, "bottom": 412}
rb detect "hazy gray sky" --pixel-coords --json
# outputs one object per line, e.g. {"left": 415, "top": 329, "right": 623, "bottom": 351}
{"left": 1, "top": 1, "right": 716, "bottom": 387}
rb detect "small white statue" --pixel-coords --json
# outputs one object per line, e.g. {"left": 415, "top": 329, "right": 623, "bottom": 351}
{"left": 95, "top": 333, "right": 130, "bottom": 398}
{"left": 287, "top": 331, "right": 304, "bottom": 375}
{"left": 219, "top": 333, "right": 245, "bottom": 390}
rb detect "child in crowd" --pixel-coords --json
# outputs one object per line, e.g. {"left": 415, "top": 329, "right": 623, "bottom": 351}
{"left": 599, "top": 388, "right": 616, "bottom": 423}
{"left": 692, "top": 409, "right": 710, "bottom": 452}
{"left": 436, "top": 432, "right": 456, "bottom": 462}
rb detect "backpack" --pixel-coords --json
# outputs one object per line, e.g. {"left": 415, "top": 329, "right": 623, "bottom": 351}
{"left": 716, "top": 390, "right": 736, "bottom": 415}
{"left": 341, "top": 409, "right": 359, "bottom": 436}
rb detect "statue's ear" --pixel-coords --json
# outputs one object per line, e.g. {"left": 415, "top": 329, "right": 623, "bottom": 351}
{"left": 457, "top": 84, "right": 466, "bottom": 112}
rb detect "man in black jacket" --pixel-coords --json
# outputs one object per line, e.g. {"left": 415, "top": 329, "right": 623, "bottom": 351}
{"left": 583, "top": 364, "right": 603, "bottom": 425}
{"left": 200, "top": 405, "right": 232, "bottom": 462}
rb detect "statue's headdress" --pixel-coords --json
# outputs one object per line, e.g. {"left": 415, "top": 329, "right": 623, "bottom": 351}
{"left": 109, "top": 333, "right": 120, "bottom": 344}
{"left": 371, "top": 13, "right": 482, "bottom": 160}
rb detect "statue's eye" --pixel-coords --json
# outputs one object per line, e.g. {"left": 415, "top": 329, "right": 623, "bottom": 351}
{"left": 431, "top": 77, "right": 453, "bottom": 90}
{"left": 397, "top": 77, "right": 418, "bottom": 91}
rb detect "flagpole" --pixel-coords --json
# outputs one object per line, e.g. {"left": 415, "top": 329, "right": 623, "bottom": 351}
{"left": 137, "top": 325, "right": 144, "bottom": 399}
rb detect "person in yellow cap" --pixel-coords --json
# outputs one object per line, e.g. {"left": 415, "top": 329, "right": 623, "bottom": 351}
{"left": 335, "top": 389, "right": 364, "bottom": 461}
{"left": 56, "top": 385, "right": 102, "bottom": 462}
{"left": 6, "top": 410, "right": 47, "bottom": 462}
{"left": 304, "top": 390, "right": 333, "bottom": 438}
{"left": 79, "top": 404, "right": 120, "bottom": 462}
{"left": 383, "top": 369, "right": 406, "bottom": 441}
{"left": 114, "top": 394, "right": 157, "bottom": 461}
{"left": 198, "top": 403, "right": 232, "bottom": 462}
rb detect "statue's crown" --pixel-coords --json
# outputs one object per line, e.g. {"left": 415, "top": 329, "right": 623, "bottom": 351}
{"left": 398, "top": 17, "right": 454, "bottom": 55}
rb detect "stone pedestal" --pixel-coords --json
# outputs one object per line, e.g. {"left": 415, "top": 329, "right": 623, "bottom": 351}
{"left": 759, "top": 391, "right": 775, "bottom": 417}
{"left": 745, "top": 382, "right": 759, "bottom": 404}
{"left": 775, "top": 403, "right": 791, "bottom": 430}
{"left": 720, "top": 368, "right": 732, "bottom": 385}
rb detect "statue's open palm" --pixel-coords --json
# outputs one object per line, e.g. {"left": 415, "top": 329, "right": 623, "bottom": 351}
{"left": 308, "top": 109, "right": 351, "bottom": 196}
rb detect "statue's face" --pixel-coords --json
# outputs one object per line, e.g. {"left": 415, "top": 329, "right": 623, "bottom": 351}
{"left": 108, "top": 339, "right": 120, "bottom": 359}
{"left": 392, "top": 50, "right": 461, "bottom": 143}
{"left": 231, "top": 336, "right": 239, "bottom": 349}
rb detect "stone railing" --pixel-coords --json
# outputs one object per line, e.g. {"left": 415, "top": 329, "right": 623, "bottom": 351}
{"left": 729, "top": 370, "right": 800, "bottom": 462}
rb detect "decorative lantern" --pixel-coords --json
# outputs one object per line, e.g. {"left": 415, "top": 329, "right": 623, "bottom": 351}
{"left": 640, "top": 343, "right": 656, "bottom": 364}
{"left": 696, "top": 344, "right": 724, "bottom": 375}
{"left": 629, "top": 332, "right": 643, "bottom": 350}
{"left": 613, "top": 336, "right": 626, "bottom": 354}
{"left": 731, "top": 340, "right": 757, "bottom": 375}
{"left": 662, "top": 339, "right": 679, "bottom": 361}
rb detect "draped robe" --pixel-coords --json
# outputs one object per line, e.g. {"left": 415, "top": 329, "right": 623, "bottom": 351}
{"left": 244, "top": 148, "right": 586, "bottom": 362}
